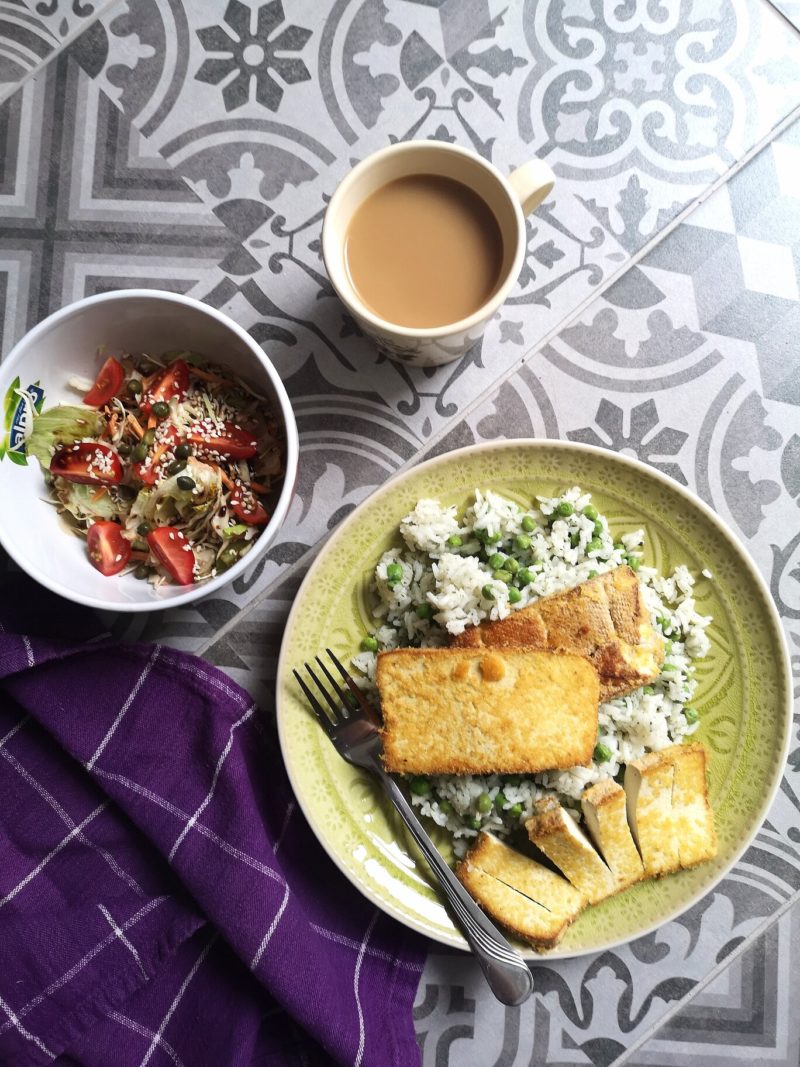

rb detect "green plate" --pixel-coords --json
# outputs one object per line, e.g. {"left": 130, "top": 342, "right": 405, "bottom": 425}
{"left": 276, "top": 441, "right": 791, "bottom": 958}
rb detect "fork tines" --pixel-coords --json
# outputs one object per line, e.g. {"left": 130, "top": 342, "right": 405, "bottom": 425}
{"left": 292, "top": 648, "right": 372, "bottom": 734}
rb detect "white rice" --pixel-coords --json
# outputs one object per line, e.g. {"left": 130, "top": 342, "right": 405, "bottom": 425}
{"left": 353, "top": 486, "right": 712, "bottom": 856}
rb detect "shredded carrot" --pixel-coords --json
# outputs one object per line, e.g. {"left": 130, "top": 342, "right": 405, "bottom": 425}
{"left": 107, "top": 413, "right": 118, "bottom": 437}
{"left": 127, "top": 413, "right": 145, "bottom": 439}
{"left": 190, "top": 366, "right": 236, "bottom": 387}
{"left": 91, "top": 487, "right": 107, "bottom": 503}
{"left": 213, "top": 465, "right": 235, "bottom": 491}
{"left": 147, "top": 415, "right": 157, "bottom": 431}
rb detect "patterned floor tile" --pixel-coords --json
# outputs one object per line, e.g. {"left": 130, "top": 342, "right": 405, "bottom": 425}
{"left": 625, "top": 897, "right": 800, "bottom": 1066}
{"left": 19, "top": 0, "right": 115, "bottom": 51}
{"left": 0, "top": 0, "right": 56, "bottom": 102}
{"left": 769, "top": 0, "right": 800, "bottom": 32}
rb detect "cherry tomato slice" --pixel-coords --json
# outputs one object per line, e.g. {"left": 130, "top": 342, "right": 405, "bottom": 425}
{"left": 231, "top": 486, "right": 269, "bottom": 525}
{"left": 87, "top": 521, "right": 131, "bottom": 576}
{"left": 140, "top": 360, "right": 189, "bottom": 415}
{"left": 187, "top": 422, "right": 258, "bottom": 459}
{"left": 50, "top": 442, "right": 123, "bottom": 485}
{"left": 147, "top": 526, "right": 195, "bottom": 585}
{"left": 132, "top": 425, "right": 180, "bottom": 485}
{"left": 83, "top": 356, "right": 125, "bottom": 407}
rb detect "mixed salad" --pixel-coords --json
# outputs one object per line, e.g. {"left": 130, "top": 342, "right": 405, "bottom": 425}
{"left": 27, "top": 350, "right": 284, "bottom": 586}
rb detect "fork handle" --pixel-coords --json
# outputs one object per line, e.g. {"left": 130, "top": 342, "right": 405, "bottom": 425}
{"left": 375, "top": 768, "right": 533, "bottom": 1006}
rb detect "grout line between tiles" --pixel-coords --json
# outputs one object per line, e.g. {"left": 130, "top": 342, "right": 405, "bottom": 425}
{"left": 762, "top": 0, "right": 800, "bottom": 38}
{"left": 196, "top": 94, "right": 800, "bottom": 659}
{"left": 0, "top": 0, "right": 121, "bottom": 103}
{"left": 611, "top": 886, "right": 800, "bottom": 1066}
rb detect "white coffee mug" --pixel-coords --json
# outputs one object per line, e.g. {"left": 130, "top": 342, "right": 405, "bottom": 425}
{"left": 322, "top": 141, "right": 555, "bottom": 368}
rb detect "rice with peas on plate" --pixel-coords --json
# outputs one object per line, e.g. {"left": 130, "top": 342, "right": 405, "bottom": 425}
{"left": 351, "top": 487, "right": 712, "bottom": 856}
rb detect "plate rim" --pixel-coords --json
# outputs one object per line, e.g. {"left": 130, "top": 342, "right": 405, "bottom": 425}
{"left": 276, "top": 439, "right": 792, "bottom": 959}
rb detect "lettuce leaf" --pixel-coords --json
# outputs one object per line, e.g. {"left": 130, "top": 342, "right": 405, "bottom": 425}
{"left": 27, "top": 405, "right": 103, "bottom": 469}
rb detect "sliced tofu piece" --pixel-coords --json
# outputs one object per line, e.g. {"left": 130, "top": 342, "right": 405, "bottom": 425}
{"left": 663, "top": 743, "right": 718, "bottom": 869}
{"left": 525, "top": 798, "right": 618, "bottom": 904}
{"left": 624, "top": 751, "right": 681, "bottom": 876}
{"left": 451, "top": 566, "right": 664, "bottom": 701}
{"left": 456, "top": 832, "right": 586, "bottom": 949}
{"left": 377, "top": 647, "right": 599, "bottom": 775}
{"left": 581, "top": 779, "right": 645, "bottom": 891}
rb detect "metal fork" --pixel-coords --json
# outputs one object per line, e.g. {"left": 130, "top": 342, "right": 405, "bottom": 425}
{"left": 293, "top": 649, "right": 534, "bottom": 1007}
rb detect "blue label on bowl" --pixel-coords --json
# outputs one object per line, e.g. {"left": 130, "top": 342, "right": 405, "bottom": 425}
{"left": 1, "top": 377, "right": 45, "bottom": 465}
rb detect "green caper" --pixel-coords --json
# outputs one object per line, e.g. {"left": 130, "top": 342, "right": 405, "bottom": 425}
{"left": 176, "top": 476, "right": 195, "bottom": 491}
{"left": 136, "top": 522, "right": 151, "bottom": 536}
{"left": 167, "top": 459, "right": 187, "bottom": 476}
{"left": 115, "top": 484, "right": 137, "bottom": 502}
{"left": 139, "top": 361, "right": 157, "bottom": 375}
{"left": 132, "top": 443, "right": 148, "bottom": 463}
{"left": 116, "top": 440, "right": 131, "bottom": 457}
{"left": 143, "top": 428, "right": 156, "bottom": 447}
{"left": 133, "top": 565, "right": 150, "bottom": 580}
{"left": 174, "top": 443, "right": 192, "bottom": 460}
{"left": 151, "top": 401, "right": 170, "bottom": 419}
{"left": 127, "top": 378, "right": 143, "bottom": 397}
{"left": 132, "top": 540, "right": 148, "bottom": 553}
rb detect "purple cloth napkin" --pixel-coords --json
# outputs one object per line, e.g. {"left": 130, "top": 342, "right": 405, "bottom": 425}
{"left": 0, "top": 587, "right": 425, "bottom": 1066}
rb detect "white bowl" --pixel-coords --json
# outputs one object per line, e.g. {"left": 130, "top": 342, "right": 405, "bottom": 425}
{"left": 0, "top": 290, "right": 299, "bottom": 612}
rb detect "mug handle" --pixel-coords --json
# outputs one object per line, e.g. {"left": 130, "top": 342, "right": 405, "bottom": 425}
{"left": 507, "top": 159, "right": 556, "bottom": 216}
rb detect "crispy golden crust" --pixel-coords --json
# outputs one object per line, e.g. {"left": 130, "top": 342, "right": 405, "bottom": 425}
{"left": 624, "top": 751, "right": 681, "bottom": 876}
{"left": 581, "top": 780, "right": 645, "bottom": 891}
{"left": 377, "top": 647, "right": 599, "bottom": 775}
{"left": 451, "top": 566, "right": 664, "bottom": 701}
{"left": 663, "top": 743, "right": 718, "bottom": 869}
{"left": 525, "top": 799, "right": 618, "bottom": 904}
{"left": 456, "top": 833, "right": 585, "bottom": 949}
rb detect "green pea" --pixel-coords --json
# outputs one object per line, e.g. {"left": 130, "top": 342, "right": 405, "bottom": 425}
{"left": 513, "top": 533, "right": 531, "bottom": 551}
{"left": 555, "top": 501, "right": 574, "bottom": 517}
{"left": 517, "top": 568, "right": 535, "bottom": 587}
{"left": 509, "top": 804, "right": 524, "bottom": 819}
{"left": 133, "top": 565, "right": 150, "bottom": 580}
{"left": 481, "top": 584, "right": 495, "bottom": 600}
{"left": 475, "top": 528, "right": 500, "bottom": 545}
{"left": 174, "top": 443, "right": 192, "bottom": 460}
{"left": 446, "top": 534, "right": 463, "bottom": 549}
{"left": 132, "top": 443, "right": 148, "bottom": 463}
{"left": 143, "top": 428, "right": 156, "bottom": 447}
{"left": 594, "top": 742, "right": 612, "bottom": 762}
{"left": 505, "top": 557, "right": 520, "bottom": 575}
{"left": 136, "top": 522, "right": 151, "bottom": 536}
{"left": 488, "top": 552, "right": 507, "bottom": 569}
{"left": 684, "top": 707, "right": 700, "bottom": 724}
{"left": 656, "top": 615, "right": 670, "bottom": 630}
{"left": 588, "top": 570, "right": 599, "bottom": 578}
{"left": 492, "top": 569, "right": 513, "bottom": 583}
{"left": 662, "top": 663, "right": 677, "bottom": 672}
{"left": 438, "top": 799, "right": 453, "bottom": 815}
{"left": 151, "top": 401, "right": 170, "bottom": 419}
{"left": 521, "top": 516, "right": 536, "bottom": 533}
{"left": 360, "top": 635, "right": 378, "bottom": 652}
{"left": 477, "top": 793, "right": 492, "bottom": 814}
{"left": 570, "top": 531, "right": 581, "bottom": 548}
{"left": 642, "top": 686, "right": 655, "bottom": 695}
{"left": 465, "top": 815, "right": 482, "bottom": 830}
{"left": 593, "top": 519, "right": 604, "bottom": 537}
{"left": 409, "top": 778, "right": 430, "bottom": 796}
{"left": 416, "top": 602, "right": 434, "bottom": 620}
{"left": 494, "top": 791, "right": 508, "bottom": 811}
{"left": 167, "top": 459, "right": 186, "bottom": 476}
{"left": 116, "top": 440, "right": 131, "bottom": 457}
{"left": 127, "top": 378, "right": 143, "bottom": 397}
{"left": 218, "top": 545, "right": 239, "bottom": 569}
{"left": 586, "top": 539, "right": 603, "bottom": 554}
{"left": 386, "top": 562, "right": 403, "bottom": 585}
{"left": 614, "top": 541, "right": 625, "bottom": 552}
{"left": 508, "top": 586, "right": 522, "bottom": 604}
{"left": 505, "top": 775, "right": 521, "bottom": 787}
{"left": 628, "top": 555, "right": 641, "bottom": 571}
{"left": 176, "top": 476, "right": 195, "bottom": 491}
{"left": 582, "top": 504, "right": 598, "bottom": 521}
